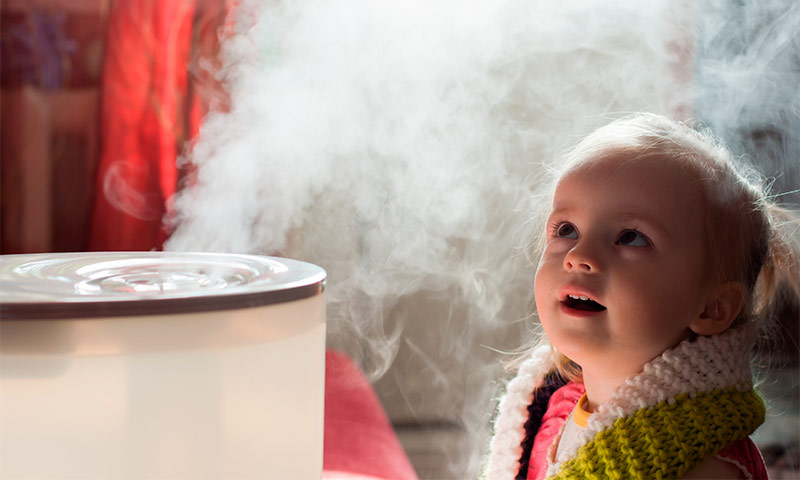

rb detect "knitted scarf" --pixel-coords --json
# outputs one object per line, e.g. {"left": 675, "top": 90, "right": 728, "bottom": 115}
{"left": 486, "top": 324, "right": 765, "bottom": 479}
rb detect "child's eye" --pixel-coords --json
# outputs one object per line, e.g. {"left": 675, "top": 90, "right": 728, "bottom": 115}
{"left": 554, "top": 222, "right": 578, "bottom": 239}
{"left": 616, "top": 229, "right": 650, "bottom": 247}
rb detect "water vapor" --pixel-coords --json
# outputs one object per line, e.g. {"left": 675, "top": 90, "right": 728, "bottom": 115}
{"left": 166, "top": 0, "right": 798, "bottom": 476}
{"left": 695, "top": 0, "right": 800, "bottom": 203}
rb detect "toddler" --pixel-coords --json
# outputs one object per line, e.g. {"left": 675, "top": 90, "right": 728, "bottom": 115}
{"left": 488, "top": 113, "right": 800, "bottom": 479}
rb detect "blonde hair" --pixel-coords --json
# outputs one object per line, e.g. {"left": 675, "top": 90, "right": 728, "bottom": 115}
{"left": 524, "top": 113, "right": 800, "bottom": 381}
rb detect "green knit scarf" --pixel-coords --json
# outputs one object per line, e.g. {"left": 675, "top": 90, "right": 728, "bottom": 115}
{"left": 548, "top": 387, "right": 765, "bottom": 480}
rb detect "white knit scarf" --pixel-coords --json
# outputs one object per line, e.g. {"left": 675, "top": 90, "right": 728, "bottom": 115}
{"left": 485, "top": 324, "right": 756, "bottom": 479}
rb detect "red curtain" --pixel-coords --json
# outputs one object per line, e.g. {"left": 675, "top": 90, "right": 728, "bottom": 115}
{"left": 89, "top": 0, "right": 228, "bottom": 251}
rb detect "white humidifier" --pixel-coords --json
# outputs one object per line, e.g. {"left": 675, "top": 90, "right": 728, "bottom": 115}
{"left": 0, "top": 252, "right": 326, "bottom": 479}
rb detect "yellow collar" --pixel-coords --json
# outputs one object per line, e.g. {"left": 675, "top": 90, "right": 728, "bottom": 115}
{"left": 572, "top": 393, "right": 591, "bottom": 428}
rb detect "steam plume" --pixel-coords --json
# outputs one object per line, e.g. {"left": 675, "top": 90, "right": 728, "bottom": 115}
{"left": 166, "top": 0, "right": 798, "bottom": 476}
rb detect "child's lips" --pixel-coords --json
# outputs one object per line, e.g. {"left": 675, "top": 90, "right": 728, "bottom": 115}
{"left": 558, "top": 286, "right": 606, "bottom": 315}
{"left": 558, "top": 286, "right": 602, "bottom": 304}
{"left": 560, "top": 300, "right": 607, "bottom": 317}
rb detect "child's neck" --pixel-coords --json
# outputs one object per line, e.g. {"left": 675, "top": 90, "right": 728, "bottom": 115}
{"left": 580, "top": 368, "right": 632, "bottom": 413}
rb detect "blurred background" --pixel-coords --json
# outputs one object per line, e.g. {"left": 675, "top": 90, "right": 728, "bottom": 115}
{"left": 2, "top": 0, "right": 798, "bottom": 478}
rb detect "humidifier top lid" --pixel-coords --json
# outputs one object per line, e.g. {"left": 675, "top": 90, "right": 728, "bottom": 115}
{"left": 0, "top": 252, "right": 326, "bottom": 319}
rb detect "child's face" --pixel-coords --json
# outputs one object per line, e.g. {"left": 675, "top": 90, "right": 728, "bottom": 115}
{"left": 534, "top": 155, "right": 709, "bottom": 380}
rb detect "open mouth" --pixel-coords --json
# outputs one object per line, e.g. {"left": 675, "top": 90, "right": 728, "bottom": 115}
{"left": 563, "top": 294, "right": 606, "bottom": 312}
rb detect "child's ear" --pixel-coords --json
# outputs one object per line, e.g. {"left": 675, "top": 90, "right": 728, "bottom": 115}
{"left": 690, "top": 282, "right": 746, "bottom": 336}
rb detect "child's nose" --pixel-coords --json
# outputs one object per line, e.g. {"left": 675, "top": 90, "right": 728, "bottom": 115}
{"left": 565, "top": 258, "right": 593, "bottom": 272}
{"left": 564, "top": 244, "right": 599, "bottom": 272}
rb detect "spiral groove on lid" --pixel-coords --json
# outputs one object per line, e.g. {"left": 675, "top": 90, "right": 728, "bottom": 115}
{"left": 1, "top": 252, "right": 326, "bottom": 319}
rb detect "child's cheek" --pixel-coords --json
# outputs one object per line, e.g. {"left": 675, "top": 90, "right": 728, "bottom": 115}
{"left": 540, "top": 239, "right": 570, "bottom": 260}
{"left": 533, "top": 257, "right": 559, "bottom": 312}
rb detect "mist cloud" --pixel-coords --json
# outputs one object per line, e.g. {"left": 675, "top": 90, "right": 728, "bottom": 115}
{"left": 165, "top": 0, "right": 798, "bottom": 476}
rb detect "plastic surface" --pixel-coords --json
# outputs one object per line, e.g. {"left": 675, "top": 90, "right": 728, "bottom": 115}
{"left": 1, "top": 252, "right": 325, "bottom": 318}
{"left": 0, "top": 252, "right": 327, "bottom": 479}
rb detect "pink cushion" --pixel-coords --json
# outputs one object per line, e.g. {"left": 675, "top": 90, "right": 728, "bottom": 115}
{"left": 323, "top": 350, "right": 418, "bottom": 480}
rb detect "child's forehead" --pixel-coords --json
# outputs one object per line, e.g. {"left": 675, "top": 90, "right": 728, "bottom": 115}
{"left": 552, "top": 153, "right": 706, "bottom": 217}
{"left": 557, "top": 152, "right": 699, "bottom": 187}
